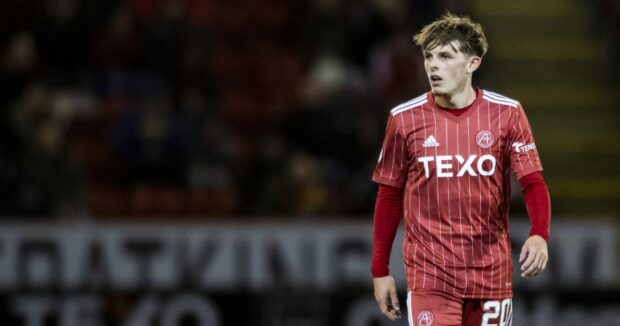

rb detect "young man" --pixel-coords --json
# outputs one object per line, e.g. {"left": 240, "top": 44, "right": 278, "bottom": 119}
{"left": 371, "top": 13, "right": 551, "bottom": 326}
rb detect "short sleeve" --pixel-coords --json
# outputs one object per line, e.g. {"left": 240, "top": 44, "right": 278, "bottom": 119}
{"left": 508, "top": 105, "right": 543, "bottom": 179}
{"left": 372, "top": 114, "right": 408, "bottom": 188}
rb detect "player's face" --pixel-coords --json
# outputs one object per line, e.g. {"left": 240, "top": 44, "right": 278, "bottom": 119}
{"left": 423, "top": 41, "right": 480, "bottom": 98}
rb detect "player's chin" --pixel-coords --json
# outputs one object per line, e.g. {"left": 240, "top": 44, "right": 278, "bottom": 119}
{"left": 431, "top": 88, "right": 446, "bottom": 97}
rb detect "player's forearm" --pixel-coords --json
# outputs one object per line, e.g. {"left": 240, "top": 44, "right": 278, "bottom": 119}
{"left": 371, "top": 185, "right": 404, "bottom": 277}
{"left": 519, "top": 172, "right": 551, "bottom": 241}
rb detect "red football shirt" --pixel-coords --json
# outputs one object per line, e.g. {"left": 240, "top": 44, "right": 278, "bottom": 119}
{"left": 372, "top": 89, "right": 543, "bottom": 299}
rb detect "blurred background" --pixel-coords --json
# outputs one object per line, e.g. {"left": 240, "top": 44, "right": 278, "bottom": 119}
{"left": 0, "top": 0, "right": 618, "bottom": 325}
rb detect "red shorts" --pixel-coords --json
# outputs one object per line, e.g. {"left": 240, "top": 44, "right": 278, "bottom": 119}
{"left": 406, "top": 290, "right": 512, "bottom": 326}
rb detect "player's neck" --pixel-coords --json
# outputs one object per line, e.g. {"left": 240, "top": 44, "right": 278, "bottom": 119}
{"left": 434, "top": 86, "right": 477, "bottom": 109}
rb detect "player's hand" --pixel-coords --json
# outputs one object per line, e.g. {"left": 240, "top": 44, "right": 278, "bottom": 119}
{"left": 519, "top": 235, "right": 548, "bottom": 279}
{"left": 373, "top": 275, "right": 401, "bottom": 321}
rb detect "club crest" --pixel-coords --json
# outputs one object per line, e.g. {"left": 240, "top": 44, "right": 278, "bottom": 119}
{"left": 417, "top": 310, "right": 434, "bottom": 326}
{"left": 476, "top": 130, "right": 495, "bottom": 149}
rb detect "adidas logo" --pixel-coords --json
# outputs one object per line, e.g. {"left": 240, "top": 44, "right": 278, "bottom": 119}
{"left": 423, "top": 135, "right": 440, "bottom": 148}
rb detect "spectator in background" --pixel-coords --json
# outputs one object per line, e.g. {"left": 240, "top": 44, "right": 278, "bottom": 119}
{"left": 182, "top": 87, "right": 234, "bottom": 189}
{"left": 10, "top": 82, "right": 84, "bottom": 218}
{"left": 0, "top": 31, "right": 39, "bottom": 106}
{"left": 18, "top": 111, "right": 83, "bottom": 217}
{"left": 249, "top": 135, "right": 290, "bottom": 215}
{"left": 112, "top": 92, "right": 189, "bottom": 186}
{"left": 0, "top": 31, "right": 39, "bottom": 216}
{"left": 297, "top": 0, "right": 349, "bottom": 62}
{"left": 92, "top": 4, "right": 141, "bottom": 71}
{"left": 0, "top": 0, "right": 464, "bottom": 218}
{"left": 284, "top": 151, "right": 331, "bottom": 216}
{"left": 182, "top": 86, "right": 240, "bottom": 216}
{"left": 282, "top": 54, "right": 370, "bottom": 214}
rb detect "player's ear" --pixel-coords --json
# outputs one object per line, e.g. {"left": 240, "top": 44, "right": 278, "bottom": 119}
{"left": 467, "top": 56, "right": 481, "bottom": 74}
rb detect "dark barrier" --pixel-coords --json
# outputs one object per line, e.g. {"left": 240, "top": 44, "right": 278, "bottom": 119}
{"left": 0, "top": 219, "right": 617, "bottom": 326}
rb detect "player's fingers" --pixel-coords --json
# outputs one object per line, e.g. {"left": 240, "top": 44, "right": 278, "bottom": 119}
{"left": 531, "top": 252, "right": 545, "bottom": 276}
{"left": 378, "top": 301, "right": 388, "bottom": 315}
{"left": 518, "top": 245, "right": 528, "bottom": 263}
{"left": 375, "top": 291, "right": 388, "bottom": 313}
{"left": 541, "top": 254, "right": 548, "bottom": 271}
{"left": 521, "top": 252, "right": 539, "bottom": 277}
{"left": 537, "top": 251, "right": 548, "bottom": 272}
{"left": 534, "top": 246, "right": 547, "bottom": 267}
{"left": 378, "top": 299, "right": 388, "bottom": 314}
{"left": 529, "top": 251, "right": 543, "bottom": 277}
{"left": 389, "top": 287, "right": 400, "bottom": 312}
{"left": 534, "top": 258, "right": 544, "bottom": 275}
{"left": 532, "top": 250, "right": 544, "bottom": 274}
{"left": 383, "top": 301, "right": 397, "bottom": 320}
{"left": 520, "top": 247, "right": 535, "bottom": 271}
{"left": 384, "top": 310, "right": 398, "bottom": 321}
{"left": 386, "top": 300, "right": 400, "bottom": 319}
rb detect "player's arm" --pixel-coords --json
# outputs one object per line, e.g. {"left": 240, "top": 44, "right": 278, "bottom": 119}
{"left": 372, "top": 184, "right": 403, "bottom": 320}
{"left": 517, "top": 171, "right": 551, "bottom": 279}
{"left": 371, "top": 112, "right": 407, "bottom": 320}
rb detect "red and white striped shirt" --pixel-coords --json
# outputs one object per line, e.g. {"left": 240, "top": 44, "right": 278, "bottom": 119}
{"left": 372, "top": 89, "right": 543, "bottom": 299}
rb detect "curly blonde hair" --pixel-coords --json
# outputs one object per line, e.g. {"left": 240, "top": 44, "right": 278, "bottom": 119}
{"left": 413, "top": 12, "right": 488, "bottom": 57}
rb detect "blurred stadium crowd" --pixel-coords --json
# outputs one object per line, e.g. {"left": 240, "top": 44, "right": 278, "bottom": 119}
{"left": 0, "top": 0, "right": 618, "bottom": 219}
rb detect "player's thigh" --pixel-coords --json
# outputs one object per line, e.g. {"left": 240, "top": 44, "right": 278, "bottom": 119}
{"left": 462, "top": 298, "right": 512, "bottom": 326}
{"left": 407, "top": 290, "right": 463, "bottom": 326}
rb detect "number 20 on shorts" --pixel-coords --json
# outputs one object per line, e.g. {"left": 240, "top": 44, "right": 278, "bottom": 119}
{"left": 481, "top": 298, "right": 512, "bottom": 326}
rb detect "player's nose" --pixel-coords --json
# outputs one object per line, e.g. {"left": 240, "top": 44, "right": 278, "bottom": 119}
{"left": 427, "top": 59, "right": 438, "bottom": 71}
{"left": 428, "top": 55, "right": 439, "bottom": 66}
